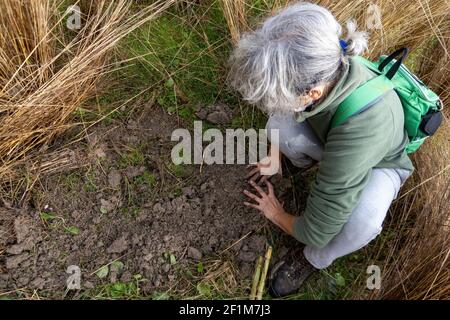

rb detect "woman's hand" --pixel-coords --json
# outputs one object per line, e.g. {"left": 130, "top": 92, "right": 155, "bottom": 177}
{"left": 243, "top": 180, "right": 284, "bottom": 220}
{"left": 243, "top": 180, "right": 296, "bottom": 235}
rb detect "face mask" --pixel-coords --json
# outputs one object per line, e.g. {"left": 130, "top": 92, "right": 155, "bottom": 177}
{"left": 294, "top": 100, "right": 314, "bottom": 113}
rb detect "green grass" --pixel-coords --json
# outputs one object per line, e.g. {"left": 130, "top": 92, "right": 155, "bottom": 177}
{"left": 124, "top": 4, "right": 229, "bottom": 101}
{"left": 167, "top": 162, "right": 185, "bottom": 178}
{"left": 119, "top": 147, "right": 146, "bottom": 168}
{"left": 87, "top": 274, "right": 146, "bottom": 300}
{"left": 83, "top": 171, "right": 97, "bottom": 193}
{"left": 62, "top": 171, "right": 82, "bottom": 191}
{"left": 133, "top": 171, "right": 157, "bottom": 187}
{"left": 96, "top": 1, "right": 251, "bottom": 126}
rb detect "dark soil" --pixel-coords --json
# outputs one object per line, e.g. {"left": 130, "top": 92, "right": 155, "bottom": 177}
{"left": 0, "top": 103, "right": 306, "bottom": 298}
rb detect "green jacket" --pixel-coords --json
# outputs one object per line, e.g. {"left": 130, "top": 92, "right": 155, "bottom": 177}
{"left": 292, "top": 57, "right": 414, "bottom": 248}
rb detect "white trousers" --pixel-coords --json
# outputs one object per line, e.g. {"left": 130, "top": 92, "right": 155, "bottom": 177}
{"left": 266, "top": 115, "right": 410, "bottom": 269}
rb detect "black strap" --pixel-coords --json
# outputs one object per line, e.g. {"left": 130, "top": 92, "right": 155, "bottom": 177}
{"left": 378, "top": 47, "right": 409, "bottom": 80}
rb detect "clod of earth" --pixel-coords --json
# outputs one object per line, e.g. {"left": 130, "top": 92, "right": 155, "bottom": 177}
{"left": 195, "top": 103, "right": 234, "bottom": 125}
{"left": 187, "top": 247, "right": 203, "bottom": 260}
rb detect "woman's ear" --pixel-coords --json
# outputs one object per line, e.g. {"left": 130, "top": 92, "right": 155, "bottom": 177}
{"left": 308, "top": 85, "right": 325, "bottom": 101}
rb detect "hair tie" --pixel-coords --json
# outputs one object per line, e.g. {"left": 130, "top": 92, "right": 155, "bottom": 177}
{"left": 339, "top": 39, "right": 348, "bottom": 54}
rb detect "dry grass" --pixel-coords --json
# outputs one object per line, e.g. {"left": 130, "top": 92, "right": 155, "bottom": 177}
{"left": 221, "top": 0, "right": 450, "bottom": 300}
{"left": 224, "top": 0, "right": 450, "bottom": 58}
{"left": 363, "top": 37, "right": 450, "bottom": 300}
{"left": 0, "top": 0, "right": 175, "bottom": 182}
{"left": 174, "top": 257, "right": 247, "bottom": 299}
{"left": 363, "top": 121, "right": 449, "bottom": 300}
{"left": 219, "top": 0, "right": 249, "bottom": 44}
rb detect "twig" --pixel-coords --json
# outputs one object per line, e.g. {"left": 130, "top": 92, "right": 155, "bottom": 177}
{"left": 424, "top": 247, "right": 450, "bottom": 299}
{"left": 89, "top": 253, "right": 130, "bottom": 276}
{"left": 395, "top": 164, "right": 450, "bottom": 201}
{"left": 219, "top": 230, "right": 253, "bottom": 255}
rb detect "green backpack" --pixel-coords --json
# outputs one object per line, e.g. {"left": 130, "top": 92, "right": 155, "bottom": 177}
{"left": 331, "top": 48, "right": 443, "bottom": 153}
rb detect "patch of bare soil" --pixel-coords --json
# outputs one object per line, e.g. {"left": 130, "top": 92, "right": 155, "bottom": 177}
{"left": 0, "top": 103, "right": 305, "bottom": 298}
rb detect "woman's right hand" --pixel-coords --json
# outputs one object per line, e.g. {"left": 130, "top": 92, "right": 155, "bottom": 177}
{"left": 246, "top": 147, "right": 282, "bottom": 184}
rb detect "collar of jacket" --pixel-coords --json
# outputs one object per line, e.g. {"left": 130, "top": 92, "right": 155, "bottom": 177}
{"left": 293, "top": 57, "right": 369, "bottom": 123}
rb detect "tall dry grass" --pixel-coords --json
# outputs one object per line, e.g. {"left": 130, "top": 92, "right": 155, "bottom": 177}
{"left": 0, "top": 0, "right": 175, "bottom": 182}
{"left": 364, "top": 37, "right": 450, "bottom": 300}
{"left": 219, "top": 0, "right": 249, "bottom": 44}
{"left": 220, "top": 0, "right": 450, "bottom": 299}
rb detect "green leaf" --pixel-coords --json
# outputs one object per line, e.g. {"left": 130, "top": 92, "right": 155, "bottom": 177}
{"left": 100, "top": 206, "right": 108, "bottom": 214}
{"left": 196, "top": 283, "right": 211, "bottom": 296}
{"left": 65, "top": 226, "right": 79, "bottom": 235}
{"left": 112, "top": 283, "right": 126, "bottom": 292}
{"left": 197, "top": 262, "right": 204, "bottom": 274}
{"left": 152, "top": 292, "right": 170, "bottom": 300}
{"left": 167, "top": 105, "right": 177, "bottom": 114}
{"left": 111, "top": 260, "right": 124, "bottom": 271}
{"left": 335, "top": 273, "right": 346, "bottom": 287}
{"left": 96, "top": 265, "right": 109, "bottom": 279}
{"left": 40, "top": 211, "right": 56, "bottom": 222}
{"left": 169, "top": 253, "right": 177, "bottom": 265}
{"left": 165, "top": 78, "right": 175, "bottom": 88}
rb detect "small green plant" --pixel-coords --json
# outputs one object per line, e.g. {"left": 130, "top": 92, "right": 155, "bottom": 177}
{"left": 91, "top": 274, "right": 145, "bottom": 300}
{"left": 64, "top": 226, "right": 80, "bottom": 236}
{"left": 120, "top": 148, "right": 145, "bottom": 168}
{"left": 133, "top": 171, "right": 157, "bottom": 187}
{"left": 173, "top": 187, "right": 183, "bottom": 197}
{"left": 83, "top": 172, "right": 97, "bottom": 192}
{"left": 167, "top": 163, "right": 184, "bottom": 178}
{"left": 163, "top": 251, "right": 177, "bottom": 265}
{"left": 334, "top": 273, "right": 346, "bottom": 287}
{"left": 96, "top": 265, "right": 109, "bottom": 279}
{"left": 196, "top": 282, "right": 212, "bottom": 297}
{"left": 40, "top": 211, "right": 56, "bottom": 222}
{"left": 196, "top": 262, "right": 204, "bottom": 274}
{"left": 95, "top": 261, "right": 124, "bottom": 280}
{"left": 39, "top": 211, "right": 82, "bottom": 237}
{"left": 62, "top": 172, "right": 82, "bottom": 191}
{"left": 152, "top": 291, "right": 171, "bottom": 300}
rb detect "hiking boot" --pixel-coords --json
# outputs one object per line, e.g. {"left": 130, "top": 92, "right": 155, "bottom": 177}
{"left": 268, "top": 250, "right": 317, "bottom": 298}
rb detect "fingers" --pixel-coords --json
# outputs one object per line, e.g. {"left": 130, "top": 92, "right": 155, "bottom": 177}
{"left": 243, "top": 201, "right": 261, "bottom": 211}
{"left": 248, "top": 172, "right": 261, "bottom": 183}
{"left": 243, "top": 189, "right": 261, "bottom": 203}
{"left": 243, "top": 189, "right": 263, "bottom": 212}
{"left": 254, "top": 174, "right": 271, "bottom": 186}
{"left": 253, "top": 173, "right": 272, "bottom": 185}
{"left": 245, "top": 166, "right": 260, "bottom": 179}
{"left": 266, "top": 180, "right": 274, "bottom": 196}
{"left": 249, "top": 180, "right": 266, "bottom": 198}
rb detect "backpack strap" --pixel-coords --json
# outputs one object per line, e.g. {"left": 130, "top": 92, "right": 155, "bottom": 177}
{"left": 378, "top": 48, "right": 409, "bottom": 80}
{"left": 330, "top": 74, "right": 395, "bottom": 130}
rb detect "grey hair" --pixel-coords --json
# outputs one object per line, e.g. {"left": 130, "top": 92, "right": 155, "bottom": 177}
{"left": 228, "top": 2, "right": 368, "bottom": 114}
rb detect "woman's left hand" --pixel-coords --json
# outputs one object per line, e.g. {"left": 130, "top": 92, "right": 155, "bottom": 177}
{"left": 243, "top": 180, "right": 285, "bottom": 221}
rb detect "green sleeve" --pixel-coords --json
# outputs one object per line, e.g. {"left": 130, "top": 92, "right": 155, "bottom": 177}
{"left": 292, "top": 105, "right": 395, "bottom": 248}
